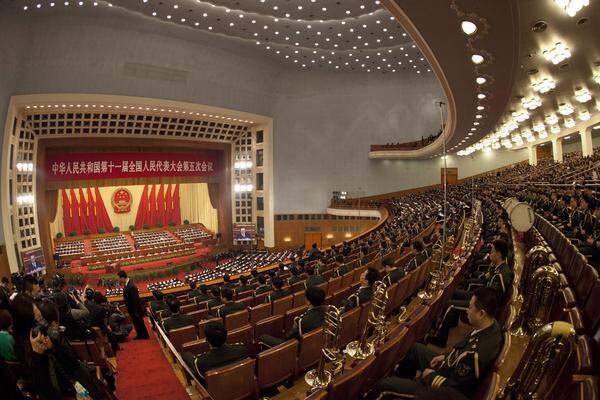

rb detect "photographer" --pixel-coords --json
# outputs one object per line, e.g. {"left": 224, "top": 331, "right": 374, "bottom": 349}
{"left": 28, "top": 300, "right": 107, "bottom": 400}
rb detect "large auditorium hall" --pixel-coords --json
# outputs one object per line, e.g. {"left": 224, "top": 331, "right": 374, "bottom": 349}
{"left": 1, "top": 0, "right": 600, "bottom": 399}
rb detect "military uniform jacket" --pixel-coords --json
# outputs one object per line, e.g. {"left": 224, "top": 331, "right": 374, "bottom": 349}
{"left": 304, "top": 275, "right": 325, "bottom": 288}
{"left": 384, "top": 267, "right": 405, "bottom": 287}
{"left": 217, "top": 301, "right": 246, "bottom": 317}
{"left": 424, "top": 321, "right": 502, "bottom": 395}
{"left": 288, "top": 275, "right": 304, "bottom": 286}
{"left": 406, "top": 251, "right": 428, "bottom": 271}
{"left": 235, "top": 284, "right": 254, "bottom": 295}
{"left": 193, "top": 293, "right": 212, "bottom": 305}
{"left": 150, "top": 300, "right": 168, "bottom": 314}
{"left": 163, "top": 312, "right": 194, "bottom": 333}
{"left": 486, "top": 262, "right": 513, "bottom": 298}
{"left": 193, "top": 343, "right": 248, "bottom": 378}
{"left": 285, "top": 306, "right": 325, "bottom": 340}
{"left": 343, "top": 285, "right": 374, "bottom": 310}
{"left": 254, "top": 285, "right": 271, "bottom": 295}
{"left": 335, "top": 263, "right": 353, "bottom": 277}
{"left": 266, "top": 289, "right": 291, "bottom": 303}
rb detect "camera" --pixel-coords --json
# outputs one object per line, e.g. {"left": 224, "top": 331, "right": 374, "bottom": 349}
{"left": 31, "top": 322, "right": 49, "bottom": 337}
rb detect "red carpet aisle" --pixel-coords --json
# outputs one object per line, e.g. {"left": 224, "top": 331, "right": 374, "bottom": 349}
{"left": 116, "top": 318, "right": 189, "bottom": 400}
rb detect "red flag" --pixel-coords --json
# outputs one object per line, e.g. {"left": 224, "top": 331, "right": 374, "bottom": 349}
{"left": 148, "top": 185, "right": 157, "bottom": 227}
{"left": 61, "top": 189, "right": 73, "bottom": 235}
{"left": 135, "top": 185, "right": 148, "bottom": 229}
{"left": 172, "top": 184, "right": 181, "bottom": 225}
{"left": 94, "top": 187, "right": 113, "bottom": 232}
{"left": 156, "top": 184, "right": 165, "bottom": 226}
{"left": 69, "top": 188, "right": 81, "bottom": 234}
{"left": 164, "top": 184, "right": 172, "bottom": 225}
{"left": 78, "top": 188, "right": 89, "bottom": 233}
{"left": 86, "top": 187, "right": 98, "bottom": 234}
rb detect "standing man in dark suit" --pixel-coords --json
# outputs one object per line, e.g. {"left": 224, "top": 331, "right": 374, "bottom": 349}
{"left": 117, "top": 271, "right": 149, "bottom": 340}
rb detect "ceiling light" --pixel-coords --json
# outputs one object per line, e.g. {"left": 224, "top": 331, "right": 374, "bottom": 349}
{"left": 538, "top": 131, "right": 548, "bottom": 139}
{"left": 532, "top": 77, "right": 556, "bottom": 93}
{"left": 471, "top": 54, "right": 484, "bottom": 64}
{"left": 578, "top": 109, "right": 591, "bottom": 121}
{"left": 558, "top": 102, "right": 574, "bottom": 115}
{"left": 542, "top": 42, "right": 571, "bottom": 65}
{"left": 522, "top": 96, "right": 542, "bottom": 110}
{"left": 550, "top": 125, "right": 561, "bottom": 134}
{"left": 554, "top": 0, "right": 590, "bottom": 17}
{"left": 533, "top": 122, "right": 546, "bottom": 133}
{"left": 594, "top": 74, "right": 600, "bottom": 85}
{"left": 461, "top": 21, "right": 478, "bottom": 35}
{"left": 512, "top": 110, "right": 530, "bottom": 122}
{"left": 476, "top": 77, "right": 486, "bottom": 85}
{"left": 477, "top": 93, "right": 486, "bottom": 99}
{"left": 574, "top": 87, "right": 592, "bottom": 103}
{"left": 544, "top": 114, "right": 559, "bottom": 125}
{"left": 564, "top": 117, "right": 576, "bottom": 128}
{"left": 477, "top": 106, "right": 485, "bottom": 110}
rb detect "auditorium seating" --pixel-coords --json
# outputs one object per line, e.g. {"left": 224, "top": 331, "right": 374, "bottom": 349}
{"left": 54, "top": 239, "right": 85, "bottom": 257}
{"left": 147, "top": 191, "right": 472, "bottom": 399}
{"left": 175, "top": 225, "right": 212, "bottom": 243}
{"left": 132, "top": 230, "right": 177, "bottom": 247}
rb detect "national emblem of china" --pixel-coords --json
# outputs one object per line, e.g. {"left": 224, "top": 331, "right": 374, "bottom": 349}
{"left": 112, "top": 188, "right": 132, "bottom": 213}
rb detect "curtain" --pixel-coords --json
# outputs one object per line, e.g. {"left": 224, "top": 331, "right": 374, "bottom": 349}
{"left": 78, "top": 188, "right": 90, "bottom": 233}
{"left": 47, "top": 190, "right": 59, "bottom": 224}
{"left": 207, "top": 183, "right": 219, "bottom": 209}
{"left": 179, "top": 183, "right": 218, "bottom": 232}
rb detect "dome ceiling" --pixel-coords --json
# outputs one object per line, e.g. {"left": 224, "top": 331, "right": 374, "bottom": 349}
{"left": 16, "top": 0, "right": 433, "bottom": 74}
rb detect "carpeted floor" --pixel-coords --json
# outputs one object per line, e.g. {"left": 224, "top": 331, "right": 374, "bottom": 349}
{"left": 116, "top": 318, "right": 189, "bottom": 400}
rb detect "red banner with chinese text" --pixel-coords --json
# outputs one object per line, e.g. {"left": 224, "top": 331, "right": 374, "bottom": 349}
{"left": 46, "top": 152, "right": 219, "bottom": 182}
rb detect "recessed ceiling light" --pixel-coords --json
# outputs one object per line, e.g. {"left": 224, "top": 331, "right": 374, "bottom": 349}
{"left": 471, "top": 54, "right": 484, "bottom": 64}
{"left": 476, "top": 77, "right": 486, "bottom": 85}
{"left": 461, "top": 21, "right": 478, "bottom": 35}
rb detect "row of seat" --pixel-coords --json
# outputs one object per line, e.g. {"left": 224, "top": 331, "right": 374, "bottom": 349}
{"left": 521, "top": 225, "right": 598, "bottom": 399}
{"left": 155, "top": 221, "right": 464, "bottom": 399}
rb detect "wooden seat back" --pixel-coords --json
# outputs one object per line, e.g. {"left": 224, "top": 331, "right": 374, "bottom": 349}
{"left": 256, "top": 340, "right": 298, "bottom": 390}
{"left": 204, "top": 358, "right": 258, "bottom": 400}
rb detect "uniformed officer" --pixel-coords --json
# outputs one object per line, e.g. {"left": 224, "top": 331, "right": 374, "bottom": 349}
{"left": 215, "top": 287, "right": 245, "bottom": 318}
{"left": 304, "top": 266, "right": 325, "bottom": 288}
{"left": 162, "top": 295, "right": 193, "bottom": 333}
{"left": 235, "top": 275, "right": 253, "bottom": 295}
{"left": 254, "top": 275, "right": 271, "bottom": 295}
{"left": 340, "top": 267, "right": 378, "bottom": 312}
{"left": 287, "top": 266, "right": 304, "bottom": 286}
{"left": 264, "top": 276, "right": 291, "bottom": 303}
{"left": 182, "top": 321, "right": 248, "bottom": 384}
{"left": 382, "top": 258, "right": 405, "bottom": 287}
{"left": 368, "top": 287, "right": 502, "bottom": 399}
{"left": 406, "top": 240, "right": 428, "bottom": 272}
{"left": 258, "top": 286, "right": 326, "bottom": 348}
{"left": 430, "top": 239, "right": 512, "bottom": 347}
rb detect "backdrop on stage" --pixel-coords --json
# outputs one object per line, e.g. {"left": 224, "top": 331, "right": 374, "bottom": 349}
{"left": 50, "top": 183, "right": 218, "bottom": 238}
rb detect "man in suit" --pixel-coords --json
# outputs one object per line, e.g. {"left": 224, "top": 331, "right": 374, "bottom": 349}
{"left": 117, "top": 271, "right": 149, "bottom": 339}
{"left": 183, "top": 321, "right": 248, "bottom": 383}
{"left": 368, "top": 287, "right": 502, "bottom": 399}
{"left": 215, "top": 287, "right": 245, "bottom": 318}
{"left": 163, "top": 295, "right": 193, "bottom": 333}
{"left": 265, "top": 276, "right": 291, "bottom": 303}
{"left": 341, "top": 267, "right": 379, "bottom": 312}
{"left": 0, "top": 277, "right": 12, "bottom": 313}
{"left": 259, "top": 286, "right": 326, "bottom": 348}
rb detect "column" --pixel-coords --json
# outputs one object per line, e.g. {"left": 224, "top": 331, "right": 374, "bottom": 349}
{"left": 528, "top": 145, "right": 538, "bottom": 166}
{"left": 551, "top": 137, "right": 563, "bottom": 163}
{"left": 580, "top": 128, "right": 593, "bottom": 158}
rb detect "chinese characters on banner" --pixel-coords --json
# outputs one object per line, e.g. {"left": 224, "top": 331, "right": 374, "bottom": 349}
{"left": 46, "top": 152, "right": 219, "bottom": 182}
